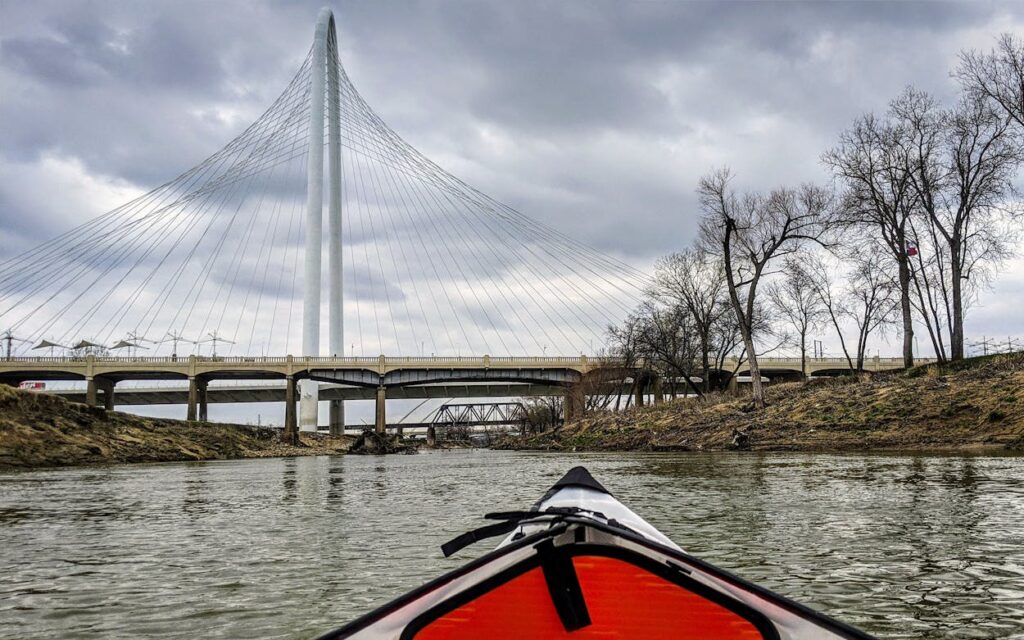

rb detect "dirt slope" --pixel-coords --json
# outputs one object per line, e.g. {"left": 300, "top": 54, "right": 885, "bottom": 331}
{"left": 0, "top": 385, "right": 350, "bottom": 468}
{"left": 504, "top": 353, "right": 1024, "bottom": 452}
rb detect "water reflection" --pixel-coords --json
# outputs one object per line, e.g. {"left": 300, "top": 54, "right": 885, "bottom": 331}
{"left": 326, "top": 460, "right": 344, "bottom": 504}
{"left": 183, "top": 464, "right": 211, "bottom": 519}
{"left": 281, "top": 457, "right": 297, "bottom": 502}
{"left": 0, "top": 451, "right": 1022, "bottom": 639}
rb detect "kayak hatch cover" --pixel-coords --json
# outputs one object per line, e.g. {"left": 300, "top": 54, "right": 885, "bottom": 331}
{"left": 316, "top": 466, "right": 876, "bottom": 640}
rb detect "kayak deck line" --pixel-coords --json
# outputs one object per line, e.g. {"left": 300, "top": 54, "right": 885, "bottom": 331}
{"left": 317, "top": 466, "right": 876, "bottom": 640}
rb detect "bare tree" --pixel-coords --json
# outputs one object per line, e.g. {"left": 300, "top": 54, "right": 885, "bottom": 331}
{"left": 766, "top": 259, "right": 827, "bottom": 380}
{"left": 842, "top": 258, "right": 899, "bottom": 371}
{"left": 607, "top": 313, "right": 648, "bottom": 409}
{"left": 803, "top": 253, "right": 858, "bottom": 371}
{"left": 652, "top": 249, "right": 729, "bottom": 392}
{"left": 907, "top": 214, "right": 955, "bottom": 361}
{"left": 823, "top": 107, "right": 919, "bottom": 368}
{"left": 523, "top": 396, "right": 563, "bottom": 433}
{"left": 632, "top": 301, "right": 704, "bottom": 397}
{"left": 698, "top": 169, "right": 836, "bottom": 409}
{"left": 892, "top": 88, "right": 1023, "bottom": 360}
{"left": 956, "top": 34, "right": 1024, "bottom": 130}
{"left": 709, "top": 307, "right": 746, "bottom": 381}
{"left": 579, "top": 356, "right": 627, "bottom": 412}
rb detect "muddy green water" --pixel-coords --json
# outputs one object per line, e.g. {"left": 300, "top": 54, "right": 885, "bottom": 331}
{"left": 1, "top": 451, "right": 1023, "bottom": 639}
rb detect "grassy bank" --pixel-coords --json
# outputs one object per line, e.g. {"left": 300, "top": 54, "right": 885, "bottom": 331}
{"left": 0, "top": 385, "right": 351, "bottom": 469}
{"left": 502, "top": 353, "right": 1024, "bottom": 452}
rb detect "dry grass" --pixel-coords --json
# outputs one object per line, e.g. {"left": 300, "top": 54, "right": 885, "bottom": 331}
{"left": 0, "top": 385, "right": 351, "bottom": 468}
{"left": 502, "top": 353, "right": 1024, "bottom": 452}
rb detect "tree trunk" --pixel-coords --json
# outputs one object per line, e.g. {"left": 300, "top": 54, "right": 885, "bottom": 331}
{"left": 742, "top": 332, "right": 765, "bottom": 408}
{"left": 700, "top": 333, "right": 711, "bottom": 394}
{"left": 799, "top": 330, "right": 807, "bottom": 381}
{"left": 910, "top": 258, "right": 948, "bottom": 362}
{"left": 950, "top": 244, "right": 965, "bottom": 361}
{"left": 857, "top": 322, "right": 869, "bottom": 372}
{"left": 727, "top": 296, "right": 765, "bottom": 408}
{"left": 675, "top": 367, "right": 704, "bottom": 397}
{"left": 720, "top": 216, "right": 765, "bottom": 409}
{"left": 898, "top": 257, "right": 915, "bottom": 368}
{"left": 827, "top": 310, "right": 854, "bottom": 371}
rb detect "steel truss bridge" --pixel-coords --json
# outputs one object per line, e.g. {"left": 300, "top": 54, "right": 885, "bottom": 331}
{"left": 429, "top": 402, "right": 527, "bottom": 434}
{"left": 375, "top": 402, "right": 528, "bottom": 442}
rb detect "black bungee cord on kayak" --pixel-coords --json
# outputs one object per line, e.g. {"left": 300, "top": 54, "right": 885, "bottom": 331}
{"left": 441, "top": 506, "right": 616, "bottom": 557}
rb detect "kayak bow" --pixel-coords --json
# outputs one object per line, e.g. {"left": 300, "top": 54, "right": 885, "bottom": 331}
{"left": 318, "top": 466, "right": 875, "bottom": 640}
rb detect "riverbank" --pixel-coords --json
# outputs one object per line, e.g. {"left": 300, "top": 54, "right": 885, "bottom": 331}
{"left": 501, "top": 353, "right": 1024, "bottom": 452}
{"left": 0, "top": 385, "right": 351, "bottom": 469}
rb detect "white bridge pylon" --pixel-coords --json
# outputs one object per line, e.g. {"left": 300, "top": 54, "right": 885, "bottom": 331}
{"left": 302, "top": 8, "right": 344, "bottom": 432}
{"left": 0, "top": 6, "right": 655, "bottom": 430}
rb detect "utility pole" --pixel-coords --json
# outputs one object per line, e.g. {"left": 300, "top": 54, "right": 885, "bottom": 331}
{"left": 164, "top": 331, "right": 195, "bottom": 361}
{"left": 201, "top": 330, "right": 235, "bottom": 358}
{"left": 968, "top": 336, "right": 994, "bottom": 356}
{"left": 122, "top": 331, "right": 155, "bottom": 358}
{"left": 2, "top": 330, "right": 29, "bottom": 360}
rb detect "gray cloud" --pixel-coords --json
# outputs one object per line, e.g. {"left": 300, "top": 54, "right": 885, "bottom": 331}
{"left": 1, "top": 0, "right": 1023, "bottom": 361}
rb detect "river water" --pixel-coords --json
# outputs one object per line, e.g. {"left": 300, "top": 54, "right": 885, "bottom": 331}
{"left": 2, "top": 450, "right": 1023, "bottom": 639}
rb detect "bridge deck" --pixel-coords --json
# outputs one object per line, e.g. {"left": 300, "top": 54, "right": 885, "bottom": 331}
{"left": 0, "top": 354, "right": 921, "bottom": 381}
{"left": 45, "top": 382, "right": 567, "bottom": 405}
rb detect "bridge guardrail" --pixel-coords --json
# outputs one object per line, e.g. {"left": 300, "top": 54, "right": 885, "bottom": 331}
{"left": 0, "top": 354, "right": 933, "bottom": 369}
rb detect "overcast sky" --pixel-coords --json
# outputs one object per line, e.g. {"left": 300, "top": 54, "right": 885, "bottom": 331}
{"left": 2, "top": 0, "right": 1023, "bottom": 422}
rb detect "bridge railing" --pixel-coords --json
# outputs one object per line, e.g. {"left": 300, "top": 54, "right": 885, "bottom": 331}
{"left": 0, "top": 355, "right": 933, "bottom": 369}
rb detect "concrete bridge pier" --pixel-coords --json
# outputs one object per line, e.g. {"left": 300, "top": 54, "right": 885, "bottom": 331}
{"left": 187, "top": 377, "right": 196, "bottom": 421}
{"left": 633, "top": 376, "right": 647, "bottom": 408}
{"left": 185, "top": 377, "right": 209, "bottom": 421}
{"left": 197, "top": 379, "right": 208, "bottom": 421}
{"left": 85, "top": 376, "right": 97, "bottom": 408}
{"left": 283, "top": 375, "right": 298, "bottom": 445}
{"left": 652, "top": 376, "right": 664, "bottom": 405}
{"left": 375, "top": 385, "right": 386, "bottom": 433}
{"left": 84, "top": 376, "right": 114, "bottom": 410}
{"left": 563, "top": 384, "right": 584, "bottom": 423}
{"left": 329, "top": 400, "right": 344, "bottom": 436}
{"left": 98, "top": 378, "right": 115, "bottom": 411}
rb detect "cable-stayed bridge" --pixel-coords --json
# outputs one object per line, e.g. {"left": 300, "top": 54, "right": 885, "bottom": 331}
{"left": 0, "top": 9, "right": 650, "bottom": 441}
